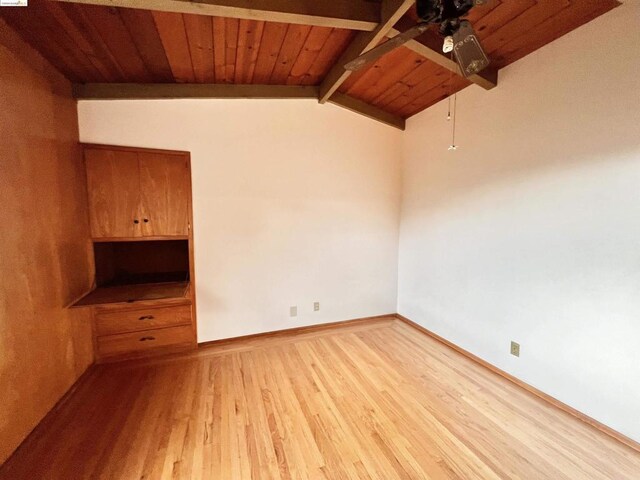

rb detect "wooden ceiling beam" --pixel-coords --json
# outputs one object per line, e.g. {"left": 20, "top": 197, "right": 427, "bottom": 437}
{"left": 388, "top": 17, "right": 497, "bottom": 90}
{"left": 329, "top": 93, "right": 405, "bottom": 130}
{"left": 76, "top": 83, "right": 405, "bottom": 130}
{"left": 73, "top": 83, "right": 319, "bottom": 99}
{"left": 50, "top": 0, "right": 381, "bottom": 31}
{"left": 318, "top": 0, "right": 415, "bottom": 103}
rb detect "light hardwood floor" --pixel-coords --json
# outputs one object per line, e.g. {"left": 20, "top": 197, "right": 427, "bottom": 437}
{"left": 2, "top": 316, "right": 639, "bottom": 479}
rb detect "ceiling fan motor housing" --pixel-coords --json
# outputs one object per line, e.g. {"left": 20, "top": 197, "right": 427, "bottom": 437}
{"left": 416, "top": 0, "right": 477, "bottom": 32}
{"left": 344, "top": 0, "right": 490, "bottom": 76}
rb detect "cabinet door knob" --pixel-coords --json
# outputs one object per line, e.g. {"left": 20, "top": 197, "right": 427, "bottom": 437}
{"left": 138, "top": 315, "right": 155, "bottom": 321}
{"left": 133, "top": 219, "right": 139, "bottom": 224}
{"left": 143, "top": 218, "right": 149, "bottom": 223}
{"left": 139, "top": 336, "right": 156, "bottom": 342}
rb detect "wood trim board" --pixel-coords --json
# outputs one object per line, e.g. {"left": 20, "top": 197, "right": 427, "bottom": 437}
{"left": 79, "top": 143, "right": 192, "bottom": 155}
{"left": 91, "top": 235, "right": 190, "bottom": 242}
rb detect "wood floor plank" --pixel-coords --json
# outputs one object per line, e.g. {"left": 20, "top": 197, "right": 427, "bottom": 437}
{"left": 1, "top": 316, "right": 639, "bottom": 479}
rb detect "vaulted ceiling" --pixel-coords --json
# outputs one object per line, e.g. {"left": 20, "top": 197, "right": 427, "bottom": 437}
{"left": 1, "top": 0, "right": 620, "bottom": 129}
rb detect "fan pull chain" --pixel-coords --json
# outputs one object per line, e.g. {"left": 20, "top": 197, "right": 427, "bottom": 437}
{"left": 447, "top": 52, "right": 457, "bottom": 151}
{"left": 447, "top": 64, "right": 453, "bottom": 121}
{"left": 449, "top": 93, "right": 457, "bottom": 151}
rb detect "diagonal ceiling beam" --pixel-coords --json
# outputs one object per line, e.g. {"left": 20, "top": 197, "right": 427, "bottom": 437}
{"left": 318, "top": 0, "right": 415, "bottom": 104}
{"left": 50, "top": 0, "right": 381, "bottom": 31}
{"left": 329, "top": 93, "right": 405, "bottom": 130}
{"left": 389, "top": 16, "right": 497, "bottom": 90}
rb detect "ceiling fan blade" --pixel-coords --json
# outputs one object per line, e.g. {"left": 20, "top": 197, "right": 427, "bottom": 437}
{"left": 452, "top": 20, "right": 490, "bottom": 77}
{"left": 344, "top": 23, "right": 430, "bottom": 72}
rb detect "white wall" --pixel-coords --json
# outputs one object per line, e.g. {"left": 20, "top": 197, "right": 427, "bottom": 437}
{"left": 398, "top": 2, "right": 640, "bottom": 442}
{"left": 78, "top": 2, "right": 640, "bottom": 442}
{"left": 78, "top": 99, "right": 402, "bottom": 341}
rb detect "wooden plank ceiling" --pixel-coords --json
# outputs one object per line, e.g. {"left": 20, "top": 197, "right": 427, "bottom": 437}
{"left": 340, "top": 0, "right": 620, "bottom": 118}
{"left": 1, "top": 0, "right": 620, "bottom": 123}
{"left": 0, "top": 1, "right": 355, "bottom": 85}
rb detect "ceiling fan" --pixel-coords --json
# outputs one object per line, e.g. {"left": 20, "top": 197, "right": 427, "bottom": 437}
{"left": 345, "top": 0, "right": 490, "bottom": 78}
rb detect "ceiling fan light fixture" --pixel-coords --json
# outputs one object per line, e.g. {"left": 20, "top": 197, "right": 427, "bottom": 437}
{"left": 452, "top": 20, "right": 490, "bottom": 77}
{"left": 443, "top": 36, "right": 454, "bottom": 53}
{"left": 343, "top": 1, "right": 490, "bottom": 76}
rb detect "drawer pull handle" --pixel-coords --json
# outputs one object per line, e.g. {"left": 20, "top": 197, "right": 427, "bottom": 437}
{"left": 139, "top": 336, "right": 156, "bottom": 342}
{"left": 138, "top": 315, "right": 155, "bottom": 321}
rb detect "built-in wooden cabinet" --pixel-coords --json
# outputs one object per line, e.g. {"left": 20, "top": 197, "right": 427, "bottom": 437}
{"left": 85, "top": 146, "right": 191, "bottom": 239}
{"left": 74, "top": 144, "right": 197, "bottom": 363}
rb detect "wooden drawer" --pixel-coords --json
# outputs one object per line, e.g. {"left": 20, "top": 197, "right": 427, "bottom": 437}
{"left": 95, "top": 305, "right": 191, "bottom": 336}
{"left": 97, "top": 325, "right": 194, "bottom": 359}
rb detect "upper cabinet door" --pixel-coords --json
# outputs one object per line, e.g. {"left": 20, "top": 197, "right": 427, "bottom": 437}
{"left": 85, "top": 148, "right": 142, "bottom": 239}
{"left": 138, "top": 152, "right": 191, "bottom": 237}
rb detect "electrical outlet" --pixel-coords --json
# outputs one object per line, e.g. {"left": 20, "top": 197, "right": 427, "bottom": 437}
{"left": 290, "top": 306, "right": 297, "bottom": 317}
{"left": 314, "top": 302, "right": 320, "bottom": 312}
{"left": 510, "top": 341, "right": 520, "bottom": 357}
